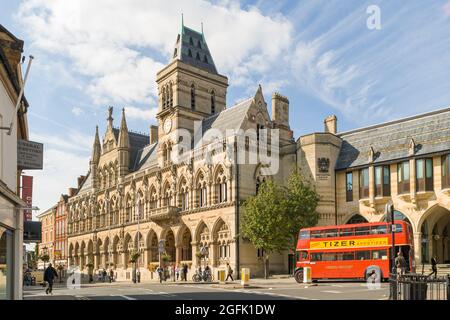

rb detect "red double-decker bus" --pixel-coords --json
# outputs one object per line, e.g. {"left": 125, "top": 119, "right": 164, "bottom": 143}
{"left": 294, "top": 220, "right": 415, "bottom": 283}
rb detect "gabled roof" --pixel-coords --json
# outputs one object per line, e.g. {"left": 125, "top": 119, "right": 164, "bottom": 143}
{"left": 172, "top": 24, "right": 218, "bottom": 74}
{"left": 202, "top": 97, "right": 253, "bottom": 135}
{"left": 133, "top": 142, "right": 158, "bottom": 171}
{"left": 76, "top": 171, "right": 92, "bottom": 195}
{"left": 335, "top": 107, "right": 450, "bottom": 170}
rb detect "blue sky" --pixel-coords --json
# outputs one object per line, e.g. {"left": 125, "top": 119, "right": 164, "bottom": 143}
{"left": 1, "top": 0, "right": 450, "bottom": 216}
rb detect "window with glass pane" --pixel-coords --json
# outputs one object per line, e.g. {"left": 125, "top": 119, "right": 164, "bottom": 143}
{"left": 346, "top": 172, "right": 353, "bottom": 202}
{"left": 397, "top": 161, "right": 410, "bottom": 194}
{"left": 323, "top": 229, "right": 338, "bottom": 237}
{"left": 375, "top": 165, "right": 391, "bottom": 197}
{"left": 372, "top": 249, "right": 388, "bottom": 260}
{"left": 416, "top": 158, "right": 433, "bottom": 192}
{"left": 355, "top": 226, "right": 370, "bottom": 236}
{"left": 371, "top": 225, "right": 387, "bottom": 234}
{"left": 442, "top": 154, "right": 450, "bottom": 189}
{"left": 355, "top": 250, "right": 371, "bottom": 260}
{"left": 339, "top": 228, "right": 354, "bottom": 237}
{"left": 359, "top": 168, "right": 369, "bottom": 199}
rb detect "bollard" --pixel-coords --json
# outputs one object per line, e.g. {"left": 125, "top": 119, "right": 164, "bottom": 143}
{"left": 218, "top": 270, "right": 225, "bottom": 283}
{"left": 303, "top": 267, "right": 312, "bottom": 284}
{"left": 241, "top": 268, "right": 250, "bottom": 287}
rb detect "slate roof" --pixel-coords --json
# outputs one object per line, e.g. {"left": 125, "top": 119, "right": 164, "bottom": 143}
{"left": 112, "top": 128, "right": 150, "bottom": 171}
{"left": 132, "top": 142, "right": 158, "bottom": 171}
{"left": 335, "top": 107, "right": 450, "bottom": 170}
{"left": 202, "top": 97, "right": 253, "bottom": 135}
{"left": 172, "top": 25, "right": 218, "bottom": 74}
{"left": 77, "top": 171, "right": 92, "bottom": 195}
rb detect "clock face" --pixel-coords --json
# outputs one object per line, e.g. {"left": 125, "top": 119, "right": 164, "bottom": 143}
{"left": 164, "top": 118, "right": 172, "bottom": 134}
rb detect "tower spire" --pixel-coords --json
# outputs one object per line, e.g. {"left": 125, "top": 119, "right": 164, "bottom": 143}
{"left": 181, "top": 13, "right": 184, "bottom": 34}
{"left": 118, "top": 108, "right": 129, "bottom": 148}
{"left": 107, "top": 106, "right": 113, "bottom": 128}
{"left": 91, "top": 125, "right": 101, "bottom": 163}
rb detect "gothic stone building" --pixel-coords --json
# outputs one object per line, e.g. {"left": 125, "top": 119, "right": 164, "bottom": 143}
{"left": 67, "top": 24, "right": 450, "bottom": 280}
{"left": 67, "top": 24, "right": 296, "bottom": 280}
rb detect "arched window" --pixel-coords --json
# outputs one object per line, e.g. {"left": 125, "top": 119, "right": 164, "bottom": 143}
{"left": 188, "top": 49, "right": 193, "bottom": 57}
{"left": 190, "top": 84, "right": 195, "bottom": 110}
{"left": 169, "top": 83, "right": 173, "bottom": 107}
{"left": 199, "top": 182, "right": 207, "bottom": 207}
{"left": 149, "top": 187, "right": 157, "bottom": 209}
{"left": 162, "top": 86, "right": 167, "bottom": 109}
{"left": 189, "top": 37, "right": 194, "bottom": 45}
{"left": 211, "top": 91, "right": 215, "bottom": 114}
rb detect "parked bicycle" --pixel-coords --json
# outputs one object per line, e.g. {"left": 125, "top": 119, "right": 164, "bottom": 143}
{"left": 192, "top": 270, "right": 213, "bottom": 282}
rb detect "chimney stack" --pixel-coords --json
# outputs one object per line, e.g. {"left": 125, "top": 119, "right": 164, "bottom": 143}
{"left": 324, "top": 115, "right": 337, "bottom": 134}
{"left": 68, "top": 188, "right": 78, "bottom": 197}
{"left": 150, "top": 125, "right": 158, "bottom": 144}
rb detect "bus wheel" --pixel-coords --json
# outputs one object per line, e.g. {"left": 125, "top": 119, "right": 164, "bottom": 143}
{"left": 294, "top": 269, "right": 303, "bottom": 283}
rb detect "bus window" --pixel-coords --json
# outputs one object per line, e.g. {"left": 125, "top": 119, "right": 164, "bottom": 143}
{"left": 336, "top": 252, "right": 354, "bottom": 261}
{"left": 355, "top": 250, "right": 371, "bottom": 260}
{"left": 394, "top": 224, "right": 403, "bottom": 233}
{"left": 371, "top": 225, "right": 387, "bottom": 235}
{"left": 297, "top": 251, "right": 308, "bottom": 261}
{"left": 299, "top": 230, "right": 310, "bottom": 240}
{"left": 323, "top": 229, "right": 338, "bottom": 238}
{"left": 339, "top": 228, "right": 354, "bottom": 237}
{"left": 311, "top": 253, "right": 322, "bottom": 261}
{"left": 322, "top": 253, "right": 336, "bottom": 261}
{"left": 311, "top": 230, "right": 324, "bottom": 239}
{"left": 355, "top": 226, "right": 371, "bottom": 236}
{"left": 372, "top": 249, "right": 388, "bottom": 260}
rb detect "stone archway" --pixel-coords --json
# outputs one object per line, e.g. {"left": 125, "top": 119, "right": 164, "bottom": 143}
{"left": 345, "top": 214, "right": 369, "bottom": 224}
{"left": 417, "top": 205, "right": 450, "bottom": 264}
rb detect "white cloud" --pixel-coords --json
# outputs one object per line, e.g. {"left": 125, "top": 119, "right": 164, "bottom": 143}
{"left": 124, "top": 106, "right": 157, "bottom": 121}
{"left": 71, "top": 107, "right": 83, "bottom": 116}
{"left": 17, "top": 0, "right": 293, "bottom": 107}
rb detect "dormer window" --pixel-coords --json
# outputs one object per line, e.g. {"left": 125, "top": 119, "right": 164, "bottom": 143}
{"left": 196, "top": 52, "right": 201, "bottom": 60}
{"left": 188, "top": 49, "right": 192, "bottom": 57}
{"left": 189, "top": 37, "right": 194, "bottom": 45}
{"left": 203, "top": 55, "right": 208, "bottom": 63}
{"left": 197, "top": 40, "right": 202, "bottom": 49}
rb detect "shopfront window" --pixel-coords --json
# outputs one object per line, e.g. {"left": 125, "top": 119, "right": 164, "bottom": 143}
{"left": 0, "top": 226, "right": 14, "bottom": 300}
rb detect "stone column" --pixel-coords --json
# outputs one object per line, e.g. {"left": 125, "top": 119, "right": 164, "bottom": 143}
{"left": 192, "top": 242, "right": 199, "bottom": 267}
{"left": 94, "top": 253, "right": 100, "bottom": 270}
{"left": 175, "top": 245, "right": 182, "bottom": 266}
{"left": 413, "top": 232, "right": 422, "bottom": 267}
{"left": 209, "top": 241, "right": 218, "bottom": 267}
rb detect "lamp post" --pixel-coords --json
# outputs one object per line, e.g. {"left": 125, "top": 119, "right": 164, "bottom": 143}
{"left": 134, "top": 194, "right": 142, "bottom": 283}
{"left": 386, "top": 202, "right": 397, "bottom": 300}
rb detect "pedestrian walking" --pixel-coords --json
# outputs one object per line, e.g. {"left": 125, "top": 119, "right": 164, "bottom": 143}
{"left": 175, "top": 265, "right": 180, "bottom": 281}
{"left": 102, "top": 269, "right": 107, "bottom": 282}
{"left": 170, "top": 264, "right": 176, "bottom": 282}
{"left": 395, "top": 251, "right": 407, "bottom": 276}
{"left": 225, "top": 263, "right": 234, "bottom": 282}
{"left": 156, "top": 265, "right": 164, "bottom": 283}
{"left": 43, "top": 263, "right": 58, "bottom": 295}
{"left": 183, "top": 263, "right": 188, "bottom": 281}
{"left": 109, "top": 269, "right": 114, "bottom": 283}
{"left": 429, "top": 256, "right": 438, "bottom": 278}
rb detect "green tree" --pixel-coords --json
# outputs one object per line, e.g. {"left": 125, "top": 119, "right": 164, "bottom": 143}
{"left": 241, "top": 169, "right": 319, "bottom": 278}
{"left": 241, "top": 180, "right": 290, "bottom": 278}
{"left": 283, "top": 168, "right": 320, "bottom": 253}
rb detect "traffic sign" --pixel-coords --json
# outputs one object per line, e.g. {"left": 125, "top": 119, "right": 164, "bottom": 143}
{"left": 158, "top": 240, "right": 165, "bottom": 253}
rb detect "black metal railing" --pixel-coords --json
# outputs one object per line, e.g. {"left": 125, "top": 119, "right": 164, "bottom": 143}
{"left": 390, "top": 273, "right": 450, "bottom": 300}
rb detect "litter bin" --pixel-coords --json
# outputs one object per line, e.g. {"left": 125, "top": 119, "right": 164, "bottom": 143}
{"left": 303, "top": 267, "right": 312, "bottom": 284}
{"left": 241, "top": 268, "right": 250, "bottom": 287}
{"left": 218, "top": 270, "right": 225, "bottom": 283}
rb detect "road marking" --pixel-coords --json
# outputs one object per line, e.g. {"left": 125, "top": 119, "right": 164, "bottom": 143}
{"left": 321, "top": 290, "right": 342, "bottom": 294}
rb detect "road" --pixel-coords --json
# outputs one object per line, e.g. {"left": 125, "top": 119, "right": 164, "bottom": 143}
{"left": 23, "top": 278, "right": 389, "bottom": 300}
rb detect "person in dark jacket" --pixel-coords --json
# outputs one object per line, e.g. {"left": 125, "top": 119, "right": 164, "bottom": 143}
{"left": 429, "top": 256, "right": 438, "bottom": 278}
{"left": 44, "top": 263, "right": 59, "bottom": 295}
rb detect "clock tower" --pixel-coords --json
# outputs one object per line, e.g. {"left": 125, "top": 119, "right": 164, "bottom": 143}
{"left": 155, "top": 22, "right": 228, "bottom": 167}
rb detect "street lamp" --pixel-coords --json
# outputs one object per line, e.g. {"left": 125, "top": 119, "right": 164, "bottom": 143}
{"left": 386, "top": 202, "right": 397, "bottom": 300}
{"left": 134, "top": 195, "right": 142, "bottom": 283}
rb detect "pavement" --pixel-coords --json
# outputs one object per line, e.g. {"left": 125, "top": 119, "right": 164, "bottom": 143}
{"left": 23, "top": 277, "right": 389, "bottom": 300}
